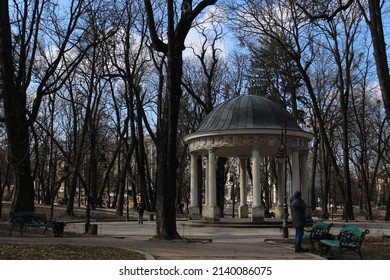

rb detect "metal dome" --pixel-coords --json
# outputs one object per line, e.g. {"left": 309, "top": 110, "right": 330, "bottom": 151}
{"left": 196, "top": 94, "right": 303, "bottom": 133}
{"left": 184, "top": 94, "right": 311, "bottom": 157}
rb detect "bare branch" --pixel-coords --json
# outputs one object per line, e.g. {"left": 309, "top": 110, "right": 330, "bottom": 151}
{"left": 297, "top": 0, "right": 354, "bottom": 21}
{"left": 143, "top": 0, "right": 168, "bottom": 54}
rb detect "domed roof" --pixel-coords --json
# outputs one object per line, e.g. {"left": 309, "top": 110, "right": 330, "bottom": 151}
{"left": 184, "top": 95, "right": 311, "bottom": 157}
{"left": 195, "top": 95, "right": 303, "bottom": 133}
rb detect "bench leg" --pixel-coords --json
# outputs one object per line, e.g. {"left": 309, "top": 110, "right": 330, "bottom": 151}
{"left": 339, "top": 248, "right": 363, "bottom": 260}
{"left": 319, "top": 243, "right": 334, "bottom": 258}
{"left": 312, "top": 242, "right": 320, "bottom": 253}
{"left": 319, "top": 243, "right": 327, "bottom": 256}
{"left": 338, "top": 248, "right": 343, "bottom": 260}
{"left": 8, "top": 223, "right": 24, "bottom": 237}
{"left": 309, "top": 241, "right": 315, "bottom": 252}
{"left": 357, "top": 249, "right": 363, "bottom": 260}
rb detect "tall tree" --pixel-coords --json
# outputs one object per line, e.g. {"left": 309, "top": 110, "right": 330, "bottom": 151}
{"left": 0, "top": 0, "right": 88, "bottom": 212}
{"left": 182, "top": 21, "right": 227, "bottom": 217}
{"left": 111, "top": 1, "right": 154, "bottom": 212}
{"left": 143, "top": 0, "right": 217, "bottom": 239}
{"left": 362, "top": 1, "right": 390, "bottom": 121}
{"left": 296, "top": 0, "right": 390, "bottom": 219}
{"left": 298, "top": 0, "right": 390, "bottom": 120}
{"left": 317, "top": 4, "right": 363, "bottom": 220}
{"left": 229, "top": 0, "right": 355, "bottom": 218}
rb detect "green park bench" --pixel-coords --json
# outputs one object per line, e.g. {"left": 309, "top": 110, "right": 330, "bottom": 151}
{"left": 319, "top": 225, "right": 369, "bottom": 259}
{"left": 9, "top": 211, "right": 64, "bottom": 237}
{"left": 304, "top": 221, "right": 334, "bottom": 252}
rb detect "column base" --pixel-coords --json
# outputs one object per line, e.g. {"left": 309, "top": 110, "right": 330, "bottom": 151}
{"left": 203, "top": 206, "right": 220, "bottom": 221}
{"left": 275, "top": 204, "right": 283, "bottom": 219}
{"left": 189, "top": 206, "right": 201, "bottom": 220}
{"left": 238, "top": 205, "right": 249, "bottom": 218}
{"left": 251, "top": 205, "right": 264, "bottom": 222}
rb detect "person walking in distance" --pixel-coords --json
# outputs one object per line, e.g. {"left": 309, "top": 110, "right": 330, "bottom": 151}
{"left": 136, "top": 201, "right": 145, "bottom": 225}
{"left": 290, "top": 190, "right": 307, "bottom": 253}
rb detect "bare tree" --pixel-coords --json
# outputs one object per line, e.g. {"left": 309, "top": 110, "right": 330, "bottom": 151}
{"left": 0, "top": 0, "right": 94, "bottom": 213}
{"left": 314, "top": 4, "right": 364, "bottom": 220}
{"left": 361, "top": 1, "right": 390, "bottom": 120}
{"left": 181, "top": 21, "right": 228, "bottom": 217}
{"left": 298, "top": 0, "right": 390, "bottom": 123}
{"left": 143, "top": 0, "right": 218, "bottom": 239}
{"left": 296, "top": 0, "right": 390, "bottom": 219}
{"left": 349, "top": 52, "right": 389, "bottom": 220}
{"left": 228, "top": 0, "right": 363, "bottom": 219}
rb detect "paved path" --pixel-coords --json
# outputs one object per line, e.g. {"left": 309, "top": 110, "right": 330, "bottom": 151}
{"left": 66, "top": 220, "right": 324, "bottom": 260}
{"left": 2, "top": 217, "right": 389, "bottom": 260}
{"left": 1, "top": 219, "right": 319, "bottom": 260}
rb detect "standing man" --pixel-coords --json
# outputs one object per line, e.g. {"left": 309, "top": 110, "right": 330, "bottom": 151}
{"left": 136, "top": 201, "right": 145, "bottom": 225}
{"left": 290, "top": 191, "right": 307, "bottom": 253}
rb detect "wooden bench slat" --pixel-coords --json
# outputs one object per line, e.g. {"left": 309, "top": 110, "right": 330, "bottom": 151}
{"left": 319, "top": 225, "right": 369, "bottom": 259}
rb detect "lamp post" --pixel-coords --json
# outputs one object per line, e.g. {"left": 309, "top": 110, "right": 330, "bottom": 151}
{"left": 126, "top": 173, "right": 129, "bottom": 222}
{"left": 85, "top": 189, "right": 91, "bottom": 234}
{"left": 276, "top": 123, "right": 289, "bottom": 238}
{"left": 232, "top": 174, "right": 236, "bottom": 218}
{"left": 85, "top": 159, "right": 92, "bottom": 234}
{"left": 85, "top": 138, "right": 107, "bottom": 233}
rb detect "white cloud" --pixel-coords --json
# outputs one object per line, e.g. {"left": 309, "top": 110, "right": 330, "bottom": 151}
{"left": 183, "top": 5, "right": 237, "bottom": 59}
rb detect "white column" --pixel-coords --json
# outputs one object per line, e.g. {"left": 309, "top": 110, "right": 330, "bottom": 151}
{"left": 300, "top": 152, "right": 311, "bottom": 217}
{"left": 208, "top": 150, "right": 216, "bottom": 207}
{"left": 204, "top": 156, "right": 209, "bottom": 207}
{"left": 275, "top": 160, "right": 285, "bottom": 219}
{"left": 239, "top": 157, "right": 248, "bottom": 218}
{"left": 252, "top": 149, "right": 260, "bottom": 207}
{"left": 251, "top": 148, "right": 264, "bottom": 222}
{"left": 190, "top": 154, "right": 198, "bottom": 207}
{"left": 291, "top": 151, "right": 300, "bottom": 195}
{"left": 189, "top": 154, "right": 200, "bottom": 220}
{"left": 204, "top": 149, "right": 220, "bottom": 221}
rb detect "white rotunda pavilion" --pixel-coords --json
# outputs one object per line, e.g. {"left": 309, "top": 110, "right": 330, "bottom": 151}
{"left": 184, "top": 94, "right": 312, "bottom": 222}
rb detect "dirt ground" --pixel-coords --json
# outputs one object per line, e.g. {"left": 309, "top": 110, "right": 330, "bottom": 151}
{"left": 0, "top": 203, "right": 145, "bottom": 259}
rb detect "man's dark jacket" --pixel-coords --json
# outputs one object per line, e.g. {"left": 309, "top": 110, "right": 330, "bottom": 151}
{"left": 290, "top": 196, "right": 306, "bottom": 228}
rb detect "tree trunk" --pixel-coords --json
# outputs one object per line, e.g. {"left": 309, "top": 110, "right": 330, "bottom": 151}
{"left": 144, "top": 0, "right": 218, "bottom": 239}
{"left": 385, "top": 190, "right": 390, "bottom": 221}
{"left": 135, "top": 93, "right": 151, "bottom": 210}
{"left": 0, "top": 5, "right": 34, "bottom": 212}
{"left": 367, "top": 1, "right": 390, "bottom": 121}
{"left": 310, "top": 136, "right": 318, "bottom": 212}
{"left": 155, "top": 44, "right": 183, "bottom": 239}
